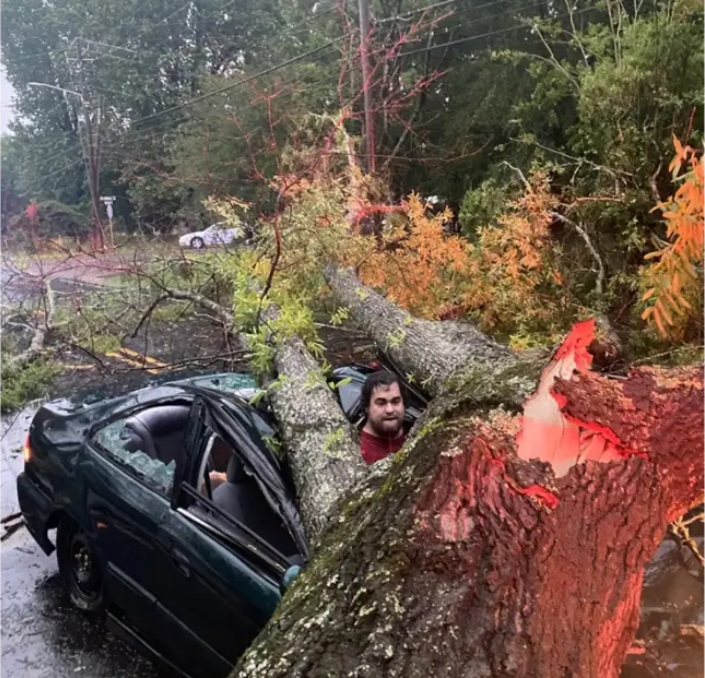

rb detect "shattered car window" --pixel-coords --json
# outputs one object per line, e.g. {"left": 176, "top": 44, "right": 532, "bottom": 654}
{"left": 186, "top": 373, "right": 257, "bottom": 394}
{"left": 93, "top": 419, "right": 175, "bottom": 494}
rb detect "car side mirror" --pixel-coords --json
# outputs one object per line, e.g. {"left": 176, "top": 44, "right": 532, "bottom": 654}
{"left": 280, "top": 564, "right": 302, "bottom": 594}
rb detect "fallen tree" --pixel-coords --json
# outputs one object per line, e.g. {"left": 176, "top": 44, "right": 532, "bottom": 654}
{"left": 230, "top": 266, "right": 703, "bottom": 678}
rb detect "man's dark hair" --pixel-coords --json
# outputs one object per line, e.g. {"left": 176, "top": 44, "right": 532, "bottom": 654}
{"left": 361, "top": 371, "right": 403, "bottom": 412}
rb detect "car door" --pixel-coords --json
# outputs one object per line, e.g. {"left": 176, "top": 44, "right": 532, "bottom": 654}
{"left": 81, "top": 411, "right": 179, "bottom": 647}
{"left": 156, "top": 496, "right": 285, "bottom": 677}
{"left": 149, "top": 399, "right": 288, "bottom": 677}
{"left": 222, "top": 227, "right": 242, "bottom": 244}
{"left": 203, "top": 225, "right": 217, "bottom": 246}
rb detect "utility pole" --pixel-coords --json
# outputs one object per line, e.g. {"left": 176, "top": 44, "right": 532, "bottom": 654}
{"left": 358, "top": 0, "right": 376, "bottom": 174}
{"left": 28, "top": 46, "right": 106, "bottom": 249}
{"left": 74, "top": 38, "right": 105, "bottom": 250}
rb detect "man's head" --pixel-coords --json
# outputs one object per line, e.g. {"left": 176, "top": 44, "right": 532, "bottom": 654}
{"left": 361, "top": 371, "right": 406, "bottom": 438}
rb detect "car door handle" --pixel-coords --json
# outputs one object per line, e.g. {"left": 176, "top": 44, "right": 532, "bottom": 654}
{"left": 171, "top": 549, "right": 191, "bottom": 578}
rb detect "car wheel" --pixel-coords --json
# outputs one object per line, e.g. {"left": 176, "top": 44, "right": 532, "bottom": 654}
{"left": 57, "top": 519, "right": 105, "bottom": 612}
{"left": 190, "top": 236, "right": 205, "bottom": 249}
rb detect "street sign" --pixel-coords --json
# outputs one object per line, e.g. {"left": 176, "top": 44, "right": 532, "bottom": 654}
{"left": 99, "top": 196, "right": 117, "bottom": 247}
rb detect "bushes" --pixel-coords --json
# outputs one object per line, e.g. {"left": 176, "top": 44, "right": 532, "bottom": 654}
{"left": 0, "top": 355, "right": 61, "bottom": 413}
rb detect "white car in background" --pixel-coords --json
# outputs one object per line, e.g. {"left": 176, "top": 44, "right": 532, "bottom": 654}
{"left": 178, "top": 223, "right": 244, "bottom": 249}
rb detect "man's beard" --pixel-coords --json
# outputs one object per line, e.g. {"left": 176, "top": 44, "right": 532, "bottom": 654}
{"left": 370, "top": 416, "right": 402, "bottom": 438}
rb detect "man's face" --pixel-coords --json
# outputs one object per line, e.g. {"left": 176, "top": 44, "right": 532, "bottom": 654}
{"left": 366, "top": 382, "right": 405, "bottom": 437}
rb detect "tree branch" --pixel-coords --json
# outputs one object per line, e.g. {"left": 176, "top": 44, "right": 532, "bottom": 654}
{"left": 550, "top": 212, "right": 605, "bottom": 297}
{"left": 324, "top": 264, "right": 518, "bottom": 397}
{"left": 162, "top": 288, "right": 233, "bottom": 327}
{"left": 669, "top": 518, "right": 705, "bottom": 570}
{"left": 8, "top": 280, "right": 56, "bottom": 370}
{"left": 502, "top": 161, "right": 533, "bottom": 192}
{"left": 129, "top": 293, "right": 171, "bottom": 338}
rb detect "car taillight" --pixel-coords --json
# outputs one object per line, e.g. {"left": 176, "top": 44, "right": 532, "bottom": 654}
{"left": 23, "top": 435, "right": 34, "bottom": 464}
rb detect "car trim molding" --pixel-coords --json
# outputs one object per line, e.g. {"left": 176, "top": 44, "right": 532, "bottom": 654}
{"left": 176, "top": 506, "right": 287, "bottom": 577}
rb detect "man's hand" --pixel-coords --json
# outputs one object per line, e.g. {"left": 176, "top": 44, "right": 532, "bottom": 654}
{"left": 209, "top": 471, "right": 227, "bottom": 490}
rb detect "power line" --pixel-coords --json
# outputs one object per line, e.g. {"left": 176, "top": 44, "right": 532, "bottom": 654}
{"left": 8, "top": 44, "right": 338, "bottom": 173}
{"left": 123, "top": 1, "right": 193, "bottom": 46}
{"left": 38, "top": 156, "right": 86, "bottom": 182}
{"left": 378, "top": 0, "right": 459, "bottom": 23}
{"left": 129, "top": 40, "right": 339, "bottom": 127}
{"left": 106, "top": 68, "right": 341, "bottom": 154}
{"left": 100, "top": 41, "right": 341, "bottom": 143}
{"left": 400, "top": 5, "right": 596, "bottom": 57}
{"left": 5, "top": 1, "right": 195, "bottom": 67}
{"left": 114, "top": 3, "right": 478, "bottom": 138}
{"left": 377, "top": 0, "right": 538, "bottom": 24}
{"left": 5, "top": 45, "right": 72, "bottom": 63}
{"left": 111, "top": 8, "right": 589, "bottom": 148}
{"left": 6, "top": 0, "right": 342, "bottom": 64}
{"left": 33, "top": 62, "right": 339, "bottom": 174}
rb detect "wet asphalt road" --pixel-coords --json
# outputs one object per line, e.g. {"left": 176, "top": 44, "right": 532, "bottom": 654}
{"left": 1, "top": 407, "right": 162, "bottom": 678}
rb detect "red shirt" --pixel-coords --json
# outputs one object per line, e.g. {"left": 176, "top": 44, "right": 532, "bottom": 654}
{"left": 360, "top": 430, "right": 406, "bottom": 465}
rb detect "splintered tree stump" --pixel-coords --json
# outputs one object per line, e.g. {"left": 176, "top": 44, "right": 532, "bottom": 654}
{"left": 232, "top": 273, "right": 703, "bottom": 678}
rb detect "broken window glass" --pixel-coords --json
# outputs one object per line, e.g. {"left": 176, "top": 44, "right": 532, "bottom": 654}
{"left": 93, "top": 419, "right": 175, "bottom": 494}
{"left": 186, "top": 373, "right": 258, "bottom": 395}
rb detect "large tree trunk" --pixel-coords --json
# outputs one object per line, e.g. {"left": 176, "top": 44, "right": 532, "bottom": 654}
{"left": 231, "top": 268, "right": 703, "bottom": 678}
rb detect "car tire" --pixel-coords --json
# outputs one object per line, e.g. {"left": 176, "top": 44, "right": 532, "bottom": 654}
{"left": 190, "top": 236, "right": 205, "bottom": 249}
{"left": 56, "top": 519, "right": 105, "bottom": 612}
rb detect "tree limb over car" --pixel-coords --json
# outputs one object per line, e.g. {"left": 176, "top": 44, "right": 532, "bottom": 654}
{"left": 232, "top": 266, "right": 703, "bottom": 678}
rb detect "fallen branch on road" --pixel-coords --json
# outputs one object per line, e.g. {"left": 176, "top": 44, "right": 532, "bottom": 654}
{"left": 68, "top": 342, "right": 252, "bottom": 375}
{"left": 7, "top": 281, "right": 56, "bottom": 370}
{"left": 1, "top": 519, "right": 24, "bottom": 541}
{"left": 1, "top": 512, "right": 22, "bottom": 525}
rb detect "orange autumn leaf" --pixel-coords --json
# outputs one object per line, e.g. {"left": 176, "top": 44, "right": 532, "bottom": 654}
{"left": 641, "top": 137, "right": 704, "bottom": 339}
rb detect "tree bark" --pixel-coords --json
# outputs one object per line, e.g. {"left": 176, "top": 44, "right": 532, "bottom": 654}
{"left": 231, "top": 269, "right": 703, "bottom": 678}
{"left": 270, "top": 337, "right": 368, "bottom": 543}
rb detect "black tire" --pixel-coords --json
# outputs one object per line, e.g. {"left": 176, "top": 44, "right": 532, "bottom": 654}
{"left": 190, "top": 236, "right": 205, "bottom": 249}
{"left": 56, "top": 519, "right": 105, "bottom": 612}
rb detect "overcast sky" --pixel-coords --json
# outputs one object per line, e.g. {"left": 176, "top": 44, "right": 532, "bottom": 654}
{"left": 1, "top": 68, "right": 15, "bottom": 134}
